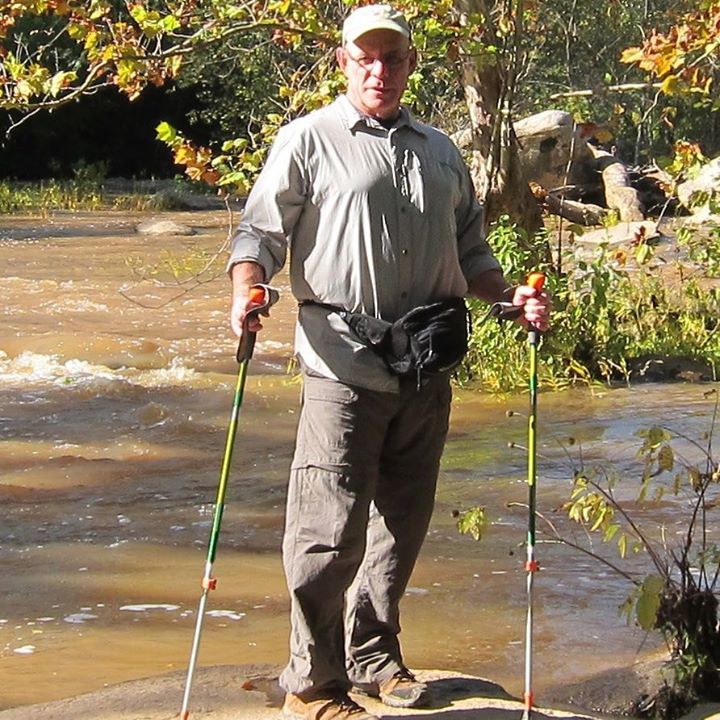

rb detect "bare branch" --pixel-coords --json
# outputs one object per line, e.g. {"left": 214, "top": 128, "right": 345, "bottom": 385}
{"left": 549, "top": 82, "right": 662, "bottom": 99}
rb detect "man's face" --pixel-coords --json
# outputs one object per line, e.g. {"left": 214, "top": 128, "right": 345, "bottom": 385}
{"left": 336, "top": 29, "right": 416, "bottom": 120}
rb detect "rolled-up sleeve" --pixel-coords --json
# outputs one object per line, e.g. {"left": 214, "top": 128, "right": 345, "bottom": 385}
{"left": 454, "top": 162, "right": 502, "bottom": 282}
{"left": 226, "top": 127, "right": 308, "bottom": 281}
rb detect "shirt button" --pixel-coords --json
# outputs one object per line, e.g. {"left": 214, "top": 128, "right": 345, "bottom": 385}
{"left": 401, "top": 249, "right": 408, "bottom": 255}
{"left": 400, "top": 206, "right": 407, "bottom": 213}
{"left": 401, "top": 291, "right": 408, "bottom": 299}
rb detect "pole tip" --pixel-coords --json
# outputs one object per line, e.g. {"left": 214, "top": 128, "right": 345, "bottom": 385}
{"left": 523, "top": 690, "right": 534, "bottom": 712}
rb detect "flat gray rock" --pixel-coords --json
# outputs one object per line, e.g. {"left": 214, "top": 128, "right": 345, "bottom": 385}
{"left": 135, "top": 219, "right": 196, "bottom": 236}
{"left": 0, "top": 667, "right": 605, "bottom": 720}
{"left": 574, "top": 220, "right": 659, "bottom": 247}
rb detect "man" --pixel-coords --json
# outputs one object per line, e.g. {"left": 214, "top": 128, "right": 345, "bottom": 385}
{"left": 228, "top": 5, "right": 551, "bottom": 720}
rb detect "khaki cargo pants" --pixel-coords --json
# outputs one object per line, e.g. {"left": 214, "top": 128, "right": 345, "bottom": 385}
{"left": 279, "top": 372, "right": 452, "bottom": 696}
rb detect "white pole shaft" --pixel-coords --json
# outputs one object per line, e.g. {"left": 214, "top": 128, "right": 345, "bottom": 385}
{"left": 180, "top": 560, "right": 214, "bottom": 720}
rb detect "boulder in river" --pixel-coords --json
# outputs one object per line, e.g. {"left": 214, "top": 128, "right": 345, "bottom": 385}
{"left": 135, "top": 219, "right": 196, "bottom": 236}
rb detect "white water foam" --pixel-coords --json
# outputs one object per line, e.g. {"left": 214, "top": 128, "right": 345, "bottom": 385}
{"left": 13, "top": 645, "right": 36, "bottom": 655}
{"left": 205, "top": 610, "right": 246, "bottom": 621}
{"left": 63, "top": 613, "right": 98, "bottom": 624}
{"left": 119, "top": 604, "right": 180, "bottom": 612}
{"left": 0, "top": 350, "right": 207, "bottom": 390}
{"left": 132, "top": 357, "right": 217, "bottom": 388}
{"left": 45, "top": 298, "right": 109, "bottom": 314}
{"left": 0, "top": 351, "right": 116, "bottom": 385}
{"left": 255, "top": 340, "right": 288, "bottom": 351}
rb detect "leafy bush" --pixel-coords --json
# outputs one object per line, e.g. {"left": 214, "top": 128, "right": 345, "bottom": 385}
{"left": 677, "top": 224, "right": 720, "bottom": 279}
{"left": 458, "top": 396, "right": 720, "bottom": 717}
{"left": 560, "top": 408, "right": 720, "bottom": 715}
{"left": 460, "top": 217, "right": 720, "bottom": 392}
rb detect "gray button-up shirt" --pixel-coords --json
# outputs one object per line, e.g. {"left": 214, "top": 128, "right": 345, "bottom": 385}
{"left": 228, "top": 94, "right": 501, "bottom": 392}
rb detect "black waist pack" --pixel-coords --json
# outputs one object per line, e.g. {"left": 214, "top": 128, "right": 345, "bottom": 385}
{"left": 309, "top": 297, "right": 471, "bottom": 385}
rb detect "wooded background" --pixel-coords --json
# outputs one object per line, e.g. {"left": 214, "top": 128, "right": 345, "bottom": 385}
{"left": 1, "top": 0, "right": 717, "bottom": 224}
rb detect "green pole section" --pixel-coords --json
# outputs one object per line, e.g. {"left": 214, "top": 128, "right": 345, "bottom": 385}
{"left": 207, "top": 358, "right": 249, "bottom": 564}
{"left": 527, "top": 336, "right": 538, "bottom": 543}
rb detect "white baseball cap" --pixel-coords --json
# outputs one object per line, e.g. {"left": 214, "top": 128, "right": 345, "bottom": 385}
{"left": 342, "top": 4, "right": 411, "bottom": 45}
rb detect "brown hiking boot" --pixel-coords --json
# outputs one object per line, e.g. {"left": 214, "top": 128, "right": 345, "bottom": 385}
{"left": 282, "top": 691, "right": 379, "bottom": 720}
{"left": 377, "top": 669, "right": 430, "bottom": 708}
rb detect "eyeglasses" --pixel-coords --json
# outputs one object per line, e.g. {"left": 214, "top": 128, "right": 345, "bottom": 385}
{"left": 344, "top": 49, "right": 412, "bottom": 72}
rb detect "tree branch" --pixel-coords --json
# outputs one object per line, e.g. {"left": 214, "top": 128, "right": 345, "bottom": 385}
{"left": 549, "top": 82, "right": 662, "bottom": 99}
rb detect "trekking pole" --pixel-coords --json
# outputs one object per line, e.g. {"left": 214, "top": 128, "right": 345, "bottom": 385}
{"left": 521, "top": 271, "right": 545, "bottom": 720}
{"left": 180, "top": 283, "right": 279, "bottom": 720}
{"left": 483, "top": 272, "right": 546, "bottom": 717}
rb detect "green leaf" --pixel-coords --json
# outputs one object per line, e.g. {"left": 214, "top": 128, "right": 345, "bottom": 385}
{"left": 221, "top": 138, "right": 248, "bottom": 152}
{"left": 635, "top": 575, "right": 664, "bottom": 630}
{"left": 156, "top": 121, "right": 178, "bottom": 144}
{"left": 619, "top": 594, "right": 635, "bottom": 623}
{"left": 635, "top": 243, "right": 653, "bottom": 265}
{"left": 658, "top": 444, "right": 674, "bottom": 473}
{"left": 130, "top": 4, "right": 147, "bottom": 24}
{"left": 647, "top": 426, "right": 669, "bottom": 447}
{"left": 161, "top": 15, "right": 181, "bottom": 32}
{"left": 456, "top": 507, "right": 487, "bottom": 542}
{"left": 674, "top": 472, "right": 683, "bottom": 494}
{"left": 618, "top": 533, "right": 628, "bottom": 558}
{"left": 689, "top": 466, "right": 703, "bottom": 491}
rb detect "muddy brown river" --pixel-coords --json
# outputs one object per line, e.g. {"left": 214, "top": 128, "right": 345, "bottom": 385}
{"left": 1, "top": 209, "right": 716, "bottom": 711}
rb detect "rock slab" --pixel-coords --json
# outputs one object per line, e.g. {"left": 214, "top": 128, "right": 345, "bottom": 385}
{"left": 0, "top": 667, "right": 601, "bottom": 720}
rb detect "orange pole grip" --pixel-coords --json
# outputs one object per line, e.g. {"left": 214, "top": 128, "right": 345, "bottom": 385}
{"left": 249, "top": 286, "right": 266, "bottom": 305}
{"left": 526, "top": 272, "right": 546, "bottom": 292}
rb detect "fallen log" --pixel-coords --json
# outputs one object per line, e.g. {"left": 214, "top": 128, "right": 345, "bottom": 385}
{"left": 587, "top": 145, "right": 645, "bottom": 221}
{"left": 530, "top": 182, "right": 610, "bottom": 225}
{"left": 455, "top": 109, "right": 677, "bottom": 226}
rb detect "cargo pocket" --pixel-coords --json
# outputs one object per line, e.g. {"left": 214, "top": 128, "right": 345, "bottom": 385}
{"left": 291, "top": 376, "right": 362, "bottom": 471}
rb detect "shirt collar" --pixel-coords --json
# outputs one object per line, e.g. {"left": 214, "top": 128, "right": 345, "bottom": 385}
{"left": 335, "top": 94, "right": 427, "bottom": 137}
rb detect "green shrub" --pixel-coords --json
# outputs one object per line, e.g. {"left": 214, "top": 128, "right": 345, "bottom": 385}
{"left": 460, "top": 218, "right": 720, "bottom": 392}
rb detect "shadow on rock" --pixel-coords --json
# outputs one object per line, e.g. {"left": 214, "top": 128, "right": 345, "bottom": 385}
{"left": 424, "top": 675, "right": 516, "bottom": 707}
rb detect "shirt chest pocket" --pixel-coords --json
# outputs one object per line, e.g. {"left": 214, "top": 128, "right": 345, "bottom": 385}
{"left": 398, "top": 149, "right": 462, "bottom": 215}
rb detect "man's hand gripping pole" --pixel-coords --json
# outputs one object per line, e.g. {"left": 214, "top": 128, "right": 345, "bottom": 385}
{"left": 236, "top": 283, "right": 280, "bottom": 362}
{"left": 485, "top": 271, "right": 547, "bottom": 325}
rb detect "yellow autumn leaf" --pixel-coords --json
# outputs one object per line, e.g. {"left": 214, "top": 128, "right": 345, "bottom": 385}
{"left": 174, "top": 146, "right": 194, "bottom": 165}
{"left": 165, "top": 54, "right": 182, "bottom": 78}
{"left": 185, "top": 166, "right": 204, "bottom": 181}
{"left": 661, "top": 73, "right": 680, "bottom": 94}
{"left": 47, "top": 70, "right": 76, "bottom": 97}
{"left": 620, "top": 46, "right": 645, "bottom": 64}
{"left": 14, "top": 78, "right": 34, "bottom": 100}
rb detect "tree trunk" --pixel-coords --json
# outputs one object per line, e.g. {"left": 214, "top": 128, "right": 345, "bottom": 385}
{"left": 452, "top": 0, "right": 544, "bottom": 242}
